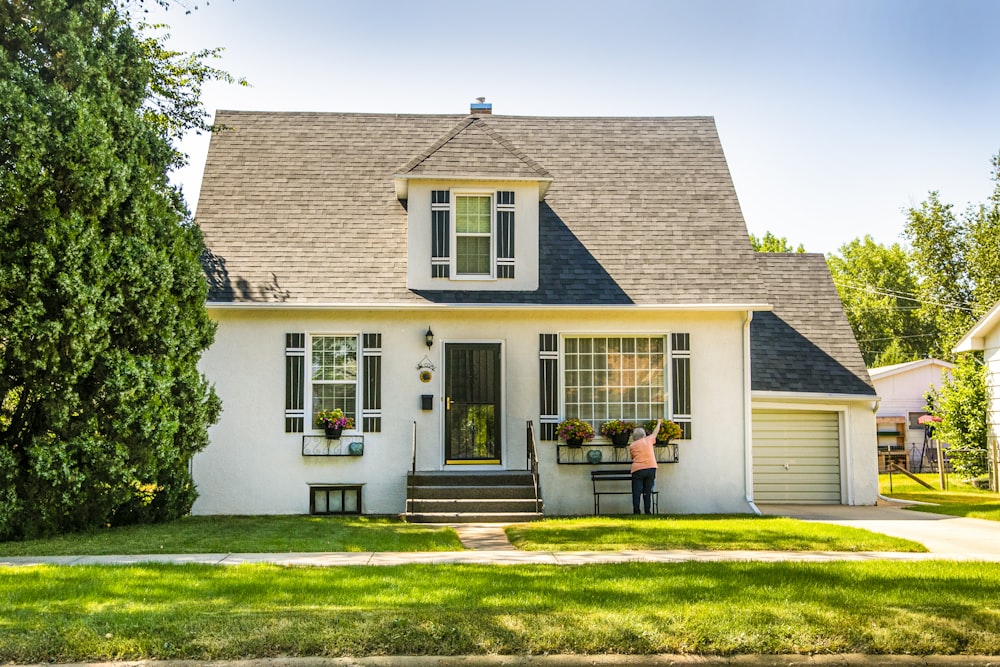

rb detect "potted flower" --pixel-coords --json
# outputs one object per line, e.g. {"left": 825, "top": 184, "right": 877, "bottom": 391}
{"left": 600, "top": 419, "right": 636, "bottom": 447}
{"left": 643, "top": 419, "right": 683, "bottom": 446}
{"left": 315, "top": 409, "right": 354, "bottom": 439}
{"left": 555, "top": 417, "right": 595, "bottom": 448}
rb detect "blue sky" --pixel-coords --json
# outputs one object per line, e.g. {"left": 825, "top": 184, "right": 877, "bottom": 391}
{"left": 145, "top": 0, "right": 1000, "bottom": 255}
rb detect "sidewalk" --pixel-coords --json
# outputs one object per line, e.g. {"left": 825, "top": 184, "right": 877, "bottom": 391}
{"left": 6, "top": 504, "right": 1000, "bottom": 566}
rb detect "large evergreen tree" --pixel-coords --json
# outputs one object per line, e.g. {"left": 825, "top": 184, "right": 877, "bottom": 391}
{"left": 0, "top": 0, "right": 222, "bottom": 539}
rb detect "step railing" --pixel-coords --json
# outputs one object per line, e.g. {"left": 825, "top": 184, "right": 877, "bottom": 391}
{"left": 526, "top": 420, "right": 542, "bottom": 513}
{"left": 406, "top": 420, "right": 416, "bottom": 514}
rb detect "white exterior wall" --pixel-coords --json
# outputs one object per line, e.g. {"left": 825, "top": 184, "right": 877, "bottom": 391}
{"left": 986, "top": 326, "right": 1000, "bottom": 489}
{"left": 750, "top": 396, "right": 879, "bottom": 506}
{"left": 194, "top": 307, "right": 756, "bottom": 515}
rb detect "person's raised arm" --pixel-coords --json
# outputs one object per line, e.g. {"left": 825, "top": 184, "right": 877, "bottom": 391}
{"left": 651, "top": 419, "right": 661, "bottom": 439}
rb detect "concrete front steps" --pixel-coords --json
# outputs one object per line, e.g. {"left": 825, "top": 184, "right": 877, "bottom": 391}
{"left": 405, "top": 470, "right": 543, "bottom": 523}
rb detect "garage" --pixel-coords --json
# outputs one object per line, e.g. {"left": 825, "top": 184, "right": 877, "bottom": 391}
{"left": 752, "top": 409, "right": 842, "bottom": 504}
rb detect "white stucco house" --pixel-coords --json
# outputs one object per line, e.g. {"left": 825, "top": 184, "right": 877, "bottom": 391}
{"left": 191, "top": 102, "right": 878, "bottom": 519}
{"left": 955, "top": 299, "right": 1000, "bottom": 491}
{"left": 868, "top": 359, "right": 954, "bottom": 472}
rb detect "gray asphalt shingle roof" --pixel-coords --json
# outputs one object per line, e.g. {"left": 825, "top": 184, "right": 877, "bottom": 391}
{"left": 750, "top": 254, "right": 875, "bottom": 396}
{"left": 196, "top": 111, "right": 874, "bottom": 396}
{"left": 196, "top": 111, "right": 766, "bottom": 305}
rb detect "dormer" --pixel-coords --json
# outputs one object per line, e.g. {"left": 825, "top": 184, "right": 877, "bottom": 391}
{"left": 398, "top": 110, "right": 552, "bottom": 292}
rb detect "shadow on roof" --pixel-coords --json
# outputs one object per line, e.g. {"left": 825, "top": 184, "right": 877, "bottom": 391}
{"left": 750, "top": 311, "right": 875, "bottom": 395}
{"left": 412, "top": 203, "right": 633, "bottom": 305}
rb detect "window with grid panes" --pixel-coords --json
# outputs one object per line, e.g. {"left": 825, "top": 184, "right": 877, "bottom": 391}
{"left": 562, "top": 335, "right": 690, "bottom": 439}
{"left": 455, "top": 194, "right": 492, "bottom": 275}
{"left": 311, "top": 335, "right": 358, "bottom": 426}
{"left": 564, "top": 336, "right": 665, "bottom": 428}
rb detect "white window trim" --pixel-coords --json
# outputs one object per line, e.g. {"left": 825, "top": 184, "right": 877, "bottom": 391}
{"left": 558, "top": 333, "right": 675, "bottom": 439}
{"left": 450, "top": 189, "right": 496, "bottom": 280}
{"left": 306, "top": 332, "right": 362, "bottom": 433}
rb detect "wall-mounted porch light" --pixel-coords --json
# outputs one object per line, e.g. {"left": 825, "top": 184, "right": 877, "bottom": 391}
{"left": 425, "top": 326, "right": 434, "bottom": 348}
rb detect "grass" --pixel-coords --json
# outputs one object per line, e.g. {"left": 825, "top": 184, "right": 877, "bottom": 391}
{"left": 505, "top": 515, "right": 927, "bottom": 552}
{"left": 880, "top": 473, "right": 1000, "bottom": 521}
{"left": 1, "top": 513, "right": 929, "bottom": 556}
{"left": 1, "top": 561, "right": 998, "bottom": 661}
{"left": 0, "top": 515, "right": 464, "bottom": 556}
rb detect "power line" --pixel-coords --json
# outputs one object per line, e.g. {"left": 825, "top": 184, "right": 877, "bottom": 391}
{"left": 833, "top": 280, "right": 975, "bottom": 312}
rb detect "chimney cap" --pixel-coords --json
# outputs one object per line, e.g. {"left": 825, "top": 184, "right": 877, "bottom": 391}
{"left": 470, "top": 97, "right": 492, "bottom": 115}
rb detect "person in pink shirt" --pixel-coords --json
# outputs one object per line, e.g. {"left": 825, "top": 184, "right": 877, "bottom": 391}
{"left": 628, "top": 419, "right": 661, "bottom": 514}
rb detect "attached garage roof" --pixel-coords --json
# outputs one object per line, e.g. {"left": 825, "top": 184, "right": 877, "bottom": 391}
{"left": 750, "top": 254, "right": 875, "bottom": 396}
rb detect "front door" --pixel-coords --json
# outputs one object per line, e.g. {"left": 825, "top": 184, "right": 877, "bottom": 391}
{"left": 445, "top": 343, "right": 502, "bottom": 464}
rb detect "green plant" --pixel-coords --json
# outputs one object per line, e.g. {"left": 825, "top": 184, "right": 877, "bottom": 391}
{"left": 556, "top": 418, "right": 595, "bottom": 443}
{"left": 314, "top": 409, "right": 354, "bottom": 430}
{"left": 599, "top": 420, "right": 636, "bottom": 438}
{"left": 2, "top": 561, "right": 998, "bottom": 660}
{"left": 643, "top": 419, "right": 683, "bottom": 444}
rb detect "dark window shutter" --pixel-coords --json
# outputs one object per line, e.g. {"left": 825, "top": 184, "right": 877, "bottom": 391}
{"left": 670, "top": 333, "right": 692, "bottom": 439}
{"left": 431, "top": 190, "right": 450, "bottom": 278}
{"left": 285, "top": 333, "right": 305, "bottom": 433}
{"left": 362, "top": 333, "right": 382, "bottom": 432}
{"left": 496, "top": 191, "right": 515, "bottom": 278}
{"left": 539, "top": 334, "right": 558, "bottom": 441}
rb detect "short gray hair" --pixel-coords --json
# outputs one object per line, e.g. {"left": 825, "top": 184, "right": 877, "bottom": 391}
{"left": 630, "top": 427, "right": 646, "bottom": 442}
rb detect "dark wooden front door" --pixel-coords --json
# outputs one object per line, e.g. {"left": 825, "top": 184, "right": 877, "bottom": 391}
{"left": 445, "top": 343, "right": 501, "bottom": 464}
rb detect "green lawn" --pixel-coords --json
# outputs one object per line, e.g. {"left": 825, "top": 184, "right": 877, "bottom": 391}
{"left": 1, "top": 513, "right": 929, "bottom": 556}
{"left": 0, "top": 515, "right": 464, "bottom": 556}
{"left": 505, "top": 515, "right": 926, "bottom": 552}
{"left": 880, "top": 473, "right": 1000, "bottom": 521}
{"left": 1, "top": 561, "right": 998, "bottom": 661}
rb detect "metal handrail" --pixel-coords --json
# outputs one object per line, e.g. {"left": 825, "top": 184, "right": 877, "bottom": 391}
{"left": 526, "top": 420, "right": 542, "bottom": 514}
{"left": 406, "top": 421, "right": 417, "bottom": 515}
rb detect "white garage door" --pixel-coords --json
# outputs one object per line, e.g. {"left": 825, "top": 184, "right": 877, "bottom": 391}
{"left": 752, "top": 409, "right": 842, "bottom": 504}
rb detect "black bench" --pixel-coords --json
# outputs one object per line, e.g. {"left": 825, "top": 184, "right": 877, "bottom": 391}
{"left": 590, "top": 470, "right": 659, "bottom": 515}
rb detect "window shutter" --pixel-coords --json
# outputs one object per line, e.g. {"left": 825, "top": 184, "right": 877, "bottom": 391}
{"left": 362, "top": 333, "right": 382, "bottom": 432}
{"left": 670, "top": 333, "right": 691, "bottom": 439}
{"left": 496, "top": 191, "right": 515, "bottom": 278}
{"left": 539, "top": 334, "right": 559, "bottom": 441}
{"left": 285, "top": 333, "right": 305, "bottom": 433}
{"left": 431, "top": 190, "right": 450, "bottom": 278}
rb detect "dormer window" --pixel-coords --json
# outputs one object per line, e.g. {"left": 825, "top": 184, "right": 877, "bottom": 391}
{"left": 428, "top": 188, "right": 517, "bottom": 282}
{"left": 455, "top": 193, "right": 493, "bottom": 277}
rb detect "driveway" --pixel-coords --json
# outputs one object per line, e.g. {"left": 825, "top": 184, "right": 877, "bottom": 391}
{"left": 759, "top": 498, "right": 1000, "bottom": 559}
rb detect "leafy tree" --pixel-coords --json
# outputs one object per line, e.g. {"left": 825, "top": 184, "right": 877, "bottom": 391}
{"left": 904, "top": 193, "right": 977, "bottom": 353}
{"left": 966, "top": 153, "right": 1000, "bottom": 313}
{"left": 925, "top": 354, "right": 988, "bottom": 479}
{"left": 0, "top": 0, "right": 223, "bottom": 539}
{"left": 749, "top": 231, "right": 806, "bottom": 253}
{"left": 903, "top": 154, "right": 999, "bottom": 475}
{"left": 826, "top": 236, "right": 935, "bottom": 367}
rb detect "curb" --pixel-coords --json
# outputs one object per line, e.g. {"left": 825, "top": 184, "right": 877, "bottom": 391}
{"left": 28, "top": 655, "right": 1000, "bottom": 666}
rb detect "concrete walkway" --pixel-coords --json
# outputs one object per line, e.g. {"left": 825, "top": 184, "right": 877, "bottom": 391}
{"left": 5, "top": 501, "right": 1000, "bottom": 566}
{"left": 758, "top": 497, "right": 1000, "bottom": 560}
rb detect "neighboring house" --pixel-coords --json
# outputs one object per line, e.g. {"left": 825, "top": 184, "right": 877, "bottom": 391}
{"left": 192, "top": 102, "right": 878, "bottom": 519}
{"left": 954, "top": 300, "right": 1000, "bottom": 491}
{"left": 868, "top": 359, "right": 954, "bottom": 472}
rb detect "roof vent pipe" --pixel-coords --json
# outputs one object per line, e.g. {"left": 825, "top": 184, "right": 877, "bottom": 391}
{"left": 470, "top": 97, "right": 492, "bottom": 115}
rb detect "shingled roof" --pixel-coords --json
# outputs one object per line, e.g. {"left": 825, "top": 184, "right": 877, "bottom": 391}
{"left": 196, "top": 111, "right": 766, "bottom": 305}
{"left": 750, "top": 254, "right": 875, "bottom": 396}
